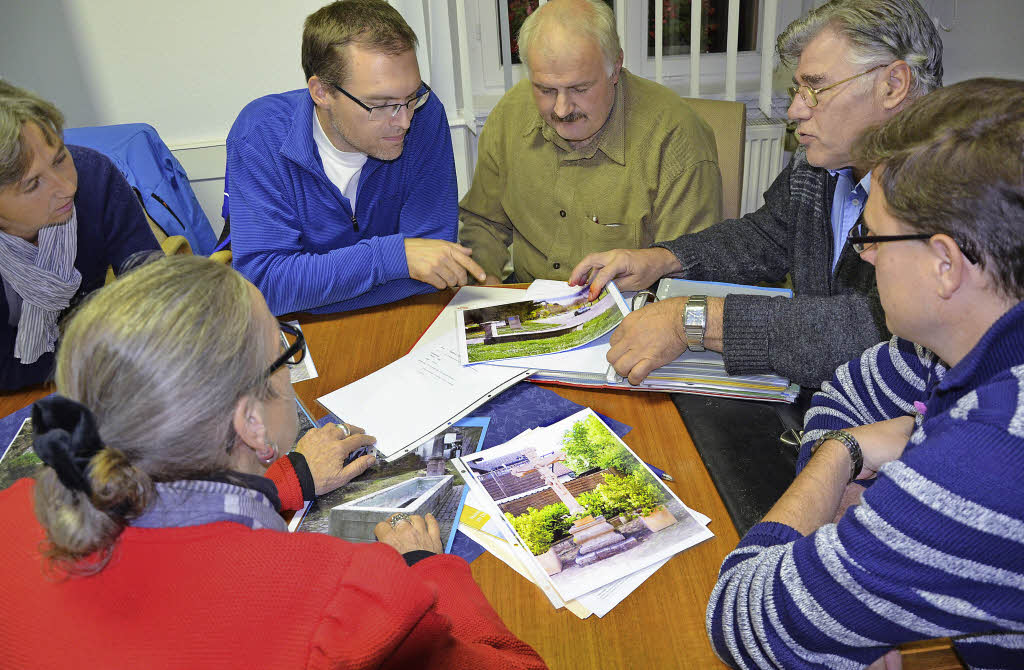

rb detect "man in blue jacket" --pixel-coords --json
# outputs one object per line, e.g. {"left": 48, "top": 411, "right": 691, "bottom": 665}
{"left": 227, "top": 0, "right": 485, "bottom": 315}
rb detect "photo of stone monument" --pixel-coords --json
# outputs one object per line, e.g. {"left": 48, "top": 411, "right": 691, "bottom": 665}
{"left": 294, "top": 418, "right": 489, "bottom": 551}
{"left": 457, "top": 409, "right": 713, "bottom": 602}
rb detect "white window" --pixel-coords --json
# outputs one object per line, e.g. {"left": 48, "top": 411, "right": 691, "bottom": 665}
{"left": 465, "top": 0, "right": 771, "bottom": 102}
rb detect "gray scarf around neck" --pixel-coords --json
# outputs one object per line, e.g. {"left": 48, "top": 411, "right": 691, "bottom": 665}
{"left": 0, "top": 207, "right": 82, "bottom": 363}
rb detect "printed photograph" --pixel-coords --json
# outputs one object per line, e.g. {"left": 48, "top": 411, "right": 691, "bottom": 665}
{"left": 0, "top": 418, "right": 42, "bottom": 492}
{"left": 294, "top": 418, "right": 489, "bottom": 555}
{"left": 284, "top": 321, "right": 318, "bottom": 384}
{"left": 456, "top": 409, "right": 712, "bottom": 602}
{"left": 457, "top": 286, "right": 626, "bottom": 364}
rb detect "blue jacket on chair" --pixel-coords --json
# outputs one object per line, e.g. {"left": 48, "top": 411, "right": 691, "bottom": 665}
{"left": 64, "top": 124, "right": 217, "bottom": 255}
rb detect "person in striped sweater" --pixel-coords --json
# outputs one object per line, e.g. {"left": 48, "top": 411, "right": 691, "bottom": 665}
{"left": 707, "top": 78, "right": 1024, "bottom": 669}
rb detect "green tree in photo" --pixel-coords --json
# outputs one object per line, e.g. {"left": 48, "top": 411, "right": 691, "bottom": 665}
{"left": 575, "top": 471, "right": 668, "bottom": 521}
{"left": 560, "top": 414, "right": 637, "bottom": 476}
{"left": 505, "top": 502, "right": 573, "bottom": 556}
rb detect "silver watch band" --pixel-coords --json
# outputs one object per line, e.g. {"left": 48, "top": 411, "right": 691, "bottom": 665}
{"left": 683, "top": 295, "right": 708, "bottom": 352}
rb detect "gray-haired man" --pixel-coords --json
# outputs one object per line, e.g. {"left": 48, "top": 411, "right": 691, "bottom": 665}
{"left": 569, "top": 0, "right": 943, "bottom": 388}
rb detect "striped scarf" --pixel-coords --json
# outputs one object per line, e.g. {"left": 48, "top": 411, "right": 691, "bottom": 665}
{"left": 0, "top": 207, "right": 82, "bottom": 364}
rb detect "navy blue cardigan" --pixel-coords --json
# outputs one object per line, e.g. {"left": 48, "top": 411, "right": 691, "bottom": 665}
{"left": 0, "top": 146, "right": 160, "bottom": 391}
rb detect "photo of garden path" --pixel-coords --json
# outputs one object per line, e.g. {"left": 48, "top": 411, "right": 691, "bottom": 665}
{"left": 462, "top": 410, "right": 712, "bottom": 602}
{"left": 296, "top": 423, "right": 485, "bottom": 544}
{"left": 462, "top": 287, "right": 624, "bottom": 363}
{"left": 0, "top": 418, "right": 42, "bottom": 492}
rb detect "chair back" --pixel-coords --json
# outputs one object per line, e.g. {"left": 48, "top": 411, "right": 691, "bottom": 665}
{"left": 64, "top": 124, "right": 218, "bottom": 255}
{"left": 682, "top": 97, "right": 746, "bottom": 220}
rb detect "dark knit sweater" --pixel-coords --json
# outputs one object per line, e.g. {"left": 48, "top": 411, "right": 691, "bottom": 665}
{"left": 656, "top": 149, "right": 887, "bottom": 387}
{"left": 0, "top": 146, "right": 160, "bottom": 391}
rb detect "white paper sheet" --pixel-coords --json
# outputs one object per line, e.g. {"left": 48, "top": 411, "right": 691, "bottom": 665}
{"left": 317, "top": 336, "right": 528, "bottom": 461}
{"left": 453, "top": 409, "right": 715, "bottom": 603}
{"left": 459, "top": 485, "right": 712, "bottom": 619}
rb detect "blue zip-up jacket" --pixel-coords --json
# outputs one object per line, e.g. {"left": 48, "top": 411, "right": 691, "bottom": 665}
{"left": 226, "top": 89, "right": 457, "bottom": 315}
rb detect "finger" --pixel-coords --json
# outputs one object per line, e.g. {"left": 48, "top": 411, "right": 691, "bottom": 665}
{"left": 425, "top": 512, "right": 441, "bottom": 541}
{"left": 374, "top": 521, "right": 393, "bottom": 541}
{"left": 341, "top": 432, "right": 376, "bottom": 456}
{"left": 450, "top": 249, "right": 488, "bottom": 282}
{"left": 341, "top": 423, "right": 367, "bottom": 437}
{"left": 627, "top": 357, "right": 658, "bottom": 385}
{"left": 587, "top": 266, "right": 618, "bottom": 300}
{"left": 433, "top": 258, "right": 463, "bottom": 288}
{"left": 407, "top": 514, "right": 428, "bottom": 535}
{"left": 568, "top": 258, "right": 597, "bottom": 287}
{"left": 339, "top": 453, "right": 376, "bottom": 485}
{"left": 422, "top": 271, "right": 448, "bottom": 290}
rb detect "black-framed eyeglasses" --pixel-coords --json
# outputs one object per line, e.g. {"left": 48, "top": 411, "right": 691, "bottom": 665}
{"left": 266, "top": 322, "right": 306, "bottom": 377}
{"left": 847, "top": 220, "right": 978, "bottom": 264}
{"left": 332, "top": 81, "right": 431, "bottom": 121}
{"left": 788, "top": 64, "right": 887, "bottom": 108}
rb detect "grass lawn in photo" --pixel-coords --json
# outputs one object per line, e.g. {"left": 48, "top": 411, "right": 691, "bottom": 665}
{"left": 461, "top": 287, "right": 626, "bottom": 364}
{"left": 0, "top": 419, "right": 42, "bottom": 492}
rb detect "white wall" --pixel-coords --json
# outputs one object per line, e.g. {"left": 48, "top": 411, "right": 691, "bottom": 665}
{"left": 3, "top": 0, "right": 1023, "bottom": 233}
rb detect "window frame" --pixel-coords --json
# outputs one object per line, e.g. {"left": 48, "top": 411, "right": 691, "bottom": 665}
{"left": 466, "top": 0, "right": 776, "bottom": 101}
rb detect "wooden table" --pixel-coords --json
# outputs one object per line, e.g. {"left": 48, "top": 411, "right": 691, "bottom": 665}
{"left": 0, "top": 289, "right": 961, "bottom": 670}
{"left": 294, "top": 290, "right": 738, "bottom": 670}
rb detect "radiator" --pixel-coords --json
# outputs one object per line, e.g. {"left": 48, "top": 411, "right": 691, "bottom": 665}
{"left": 741, "top": 117, "right": 788, "bottom": 216}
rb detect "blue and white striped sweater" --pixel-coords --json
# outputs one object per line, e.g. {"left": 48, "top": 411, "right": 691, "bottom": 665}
{"left": 708, "top": 300, "right": 1024, "bottom": 669}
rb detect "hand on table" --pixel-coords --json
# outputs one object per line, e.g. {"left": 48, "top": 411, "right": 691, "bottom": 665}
{"left": 293, "top": 422, "right": 376, "bottom": 496}
{"left": 846, "top": 416, "right": 916, "bottom": 480}
{"left": 374, "top": 513, "right": 444, "bottom": 555}
{"left": 480, "top": 273, "right": 503, "bottom": 286}
{"left": 608, "top": 296, "right": 723, "bottom": 384}
{"left": 405, "top": 238, "right": 487, "bottom": 289}
{"left": 569, "top": 247, "right": 682, "bottom": 301}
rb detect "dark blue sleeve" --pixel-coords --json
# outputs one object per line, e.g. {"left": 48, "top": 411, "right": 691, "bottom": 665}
{"left": 0, "top": 313, "right": 55, "bottom": 391}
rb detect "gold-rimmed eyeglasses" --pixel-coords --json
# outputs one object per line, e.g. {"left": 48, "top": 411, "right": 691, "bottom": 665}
{"left": 788, "top": 64, "right": 887, "bottom": 108}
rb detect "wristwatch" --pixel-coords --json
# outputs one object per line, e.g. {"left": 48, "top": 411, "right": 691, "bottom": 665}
{"left": 682, "top": 295, "right": 708, "bottom": 352}
{"left": 811, "top": 430, "right": 864, "bottom": 484}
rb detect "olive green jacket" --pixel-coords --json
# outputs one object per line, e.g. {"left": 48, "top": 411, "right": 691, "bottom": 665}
{"left": 459, "top": 69, "right": 722, "bottom": 282}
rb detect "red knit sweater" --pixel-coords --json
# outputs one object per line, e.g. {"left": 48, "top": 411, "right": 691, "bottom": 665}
{"left": 0, "top": 479, "right": 546, "bottom": 669}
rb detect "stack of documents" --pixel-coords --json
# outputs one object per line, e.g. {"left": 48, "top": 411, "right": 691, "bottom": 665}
{"left": 316, "top": 278, "right": 797, "bottom": 462}
{"left": 450, "top": 408, "right": 713, "bottom": 618}
{"left": 478, "top": 279, "right": 799, "bottom": 402}
{"left": 316, "top": 287, "right": 532, "bottom": 461}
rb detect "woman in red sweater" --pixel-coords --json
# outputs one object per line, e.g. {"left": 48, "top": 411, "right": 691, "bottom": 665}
{"left": 0, "top": 255, "right": 546, "bottom": 669}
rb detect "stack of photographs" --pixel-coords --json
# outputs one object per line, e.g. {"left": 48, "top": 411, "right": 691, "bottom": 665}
{"left": 451, "top": 408, "right": 713, "bottom": 615}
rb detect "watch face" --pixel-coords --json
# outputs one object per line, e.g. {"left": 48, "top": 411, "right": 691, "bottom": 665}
{"left": 684, "top": 303, "right": 707, "bottom": 328}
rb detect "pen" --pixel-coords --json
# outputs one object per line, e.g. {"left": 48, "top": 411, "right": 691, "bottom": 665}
{"left": 643, "top": 461, "right": 674, "bottom": 482}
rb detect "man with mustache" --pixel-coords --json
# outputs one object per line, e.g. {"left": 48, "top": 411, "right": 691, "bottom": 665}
{"left": 570, "top": 0, "right": 942, "bottom": 389}
{"left": 459, "top": 0, "right": 722, "bottom": 285}
{"left": 227, "top": 0, "right": 485, "bottom": 316}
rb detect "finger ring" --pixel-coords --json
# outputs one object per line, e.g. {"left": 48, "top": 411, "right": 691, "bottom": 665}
{"left": 338, "top": 422, "right": 351, "bottom": 438}
{"left": 388, "top": 512, "right": 411, "bottom": 528}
